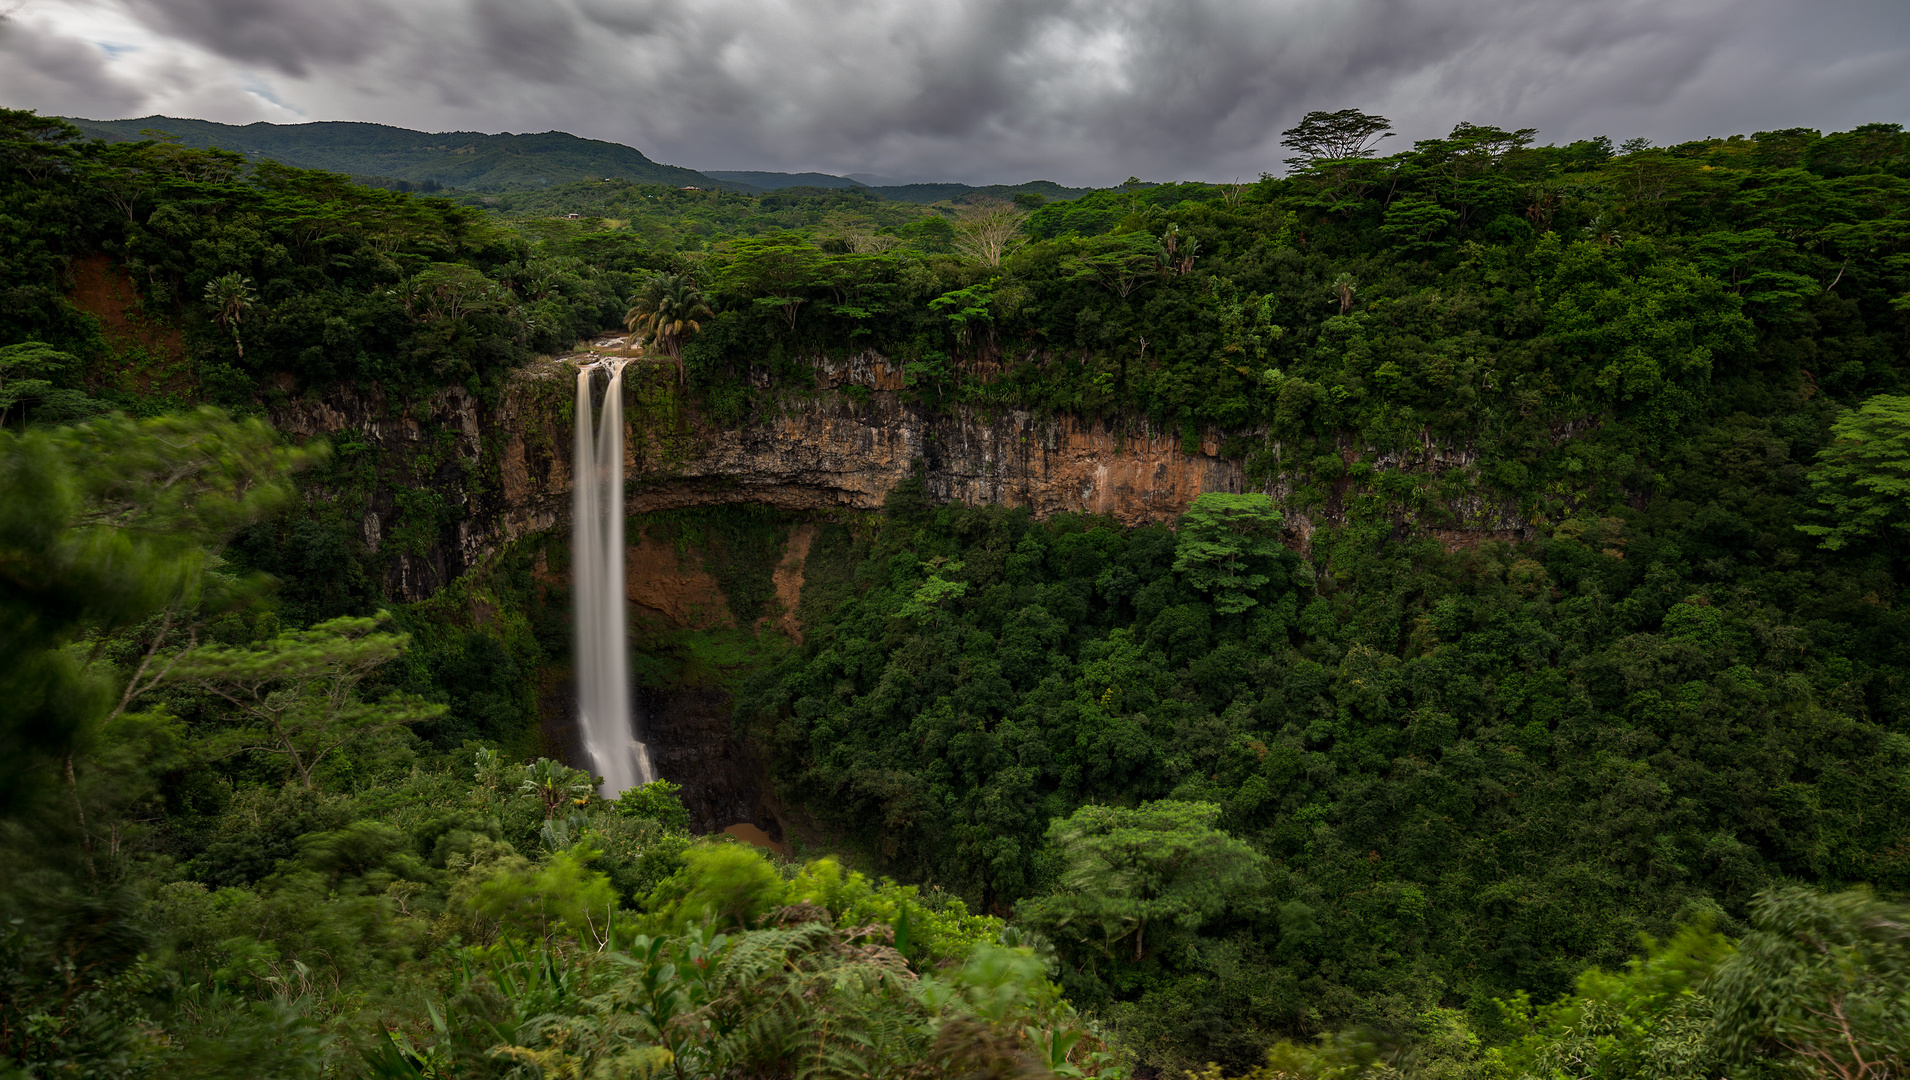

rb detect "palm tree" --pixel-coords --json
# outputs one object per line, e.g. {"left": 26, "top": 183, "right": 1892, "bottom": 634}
{"left": 518, "top": 758, "right": 595, "bottom": 820}
{"left": 203, "top": 272, "right": 258, "bottom": 359}
{"left": 1329, "top": 271, "right": 1358, "bottom": 315}
{"left": 623, "top": 272, "right": 713, "bottom": 386}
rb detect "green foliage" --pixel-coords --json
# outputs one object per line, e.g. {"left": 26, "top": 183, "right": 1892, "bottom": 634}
{"left": 344, "top": 838, "right": 1108, "bottom": 1079}
{"left": 518, "top": 757, "right": 596, "bottom": 818}
{"left": 1060, "top": 232, "right": 1159, "bottom": 299}
{"left": 1494, "top": 919, "right": 1734, "bottom": 1080}
{"left": 712, "top": 235, "right": 830, "bottom": 331}
{"left": 11, "top": 105, "right": 1910, "bottom": 1079}
{"left": 0, "top": 340, "right": 70, "bottom": 424}
{"left": 164, "top": 613, "right": 447, "bottom": 791}
{"left": 929, "top": 279, "right": 998, "bottom": 346}
{"left": 0, "top": 407, "right": 313, "bottom": 812}
{"left": 201, "top": 271, "right": 257, "bottom": 359}
{"left": 1172, "top": 493, "right": 1289, "bottom": 614}
{"left": 616, "top": 779, "right": 693, "bottom": 832}
{"left": 1489, "top": 889, "right": 1910, "bottom": 1080}
{"left": 1709, "top": 888, "right": 1910, "bottom": 1078}
{"left": 0, "top": 108, "right": 637, "bottom": 394}
{"left": 747, "top": 474, "right": 1910, "bottom": 1070}
{"left": 625, "top": 271, "right": 713, "bottom": 385}
{"left": 1379, "top": 194, "right": 1460, "bottom": 258}
{"left": 1800, "top": 394, "right": 1910, "bottom": 550}
{"left": 896, "top": 560, "right": 971, "bottom": 624}
{"left": 647, "top": 844, "right": 790, "bottom": 931}
{"left": 463, "top": 840, "right": 622, "bottom": 943}
{"left": 1280, "top": 109, "right": 1398, "bottom": 167}
{"left": 401, "top": 928, "right": 1108, "bottom": 1080}
{"left": 1224, "top": 1015, "right": 1487, "bottom": 1080}
{"left": 1020, "top": 800, "right": 1266, "bottom": 963}
{"left": 792, "top": 856, "right": 1015, "bottom": 969}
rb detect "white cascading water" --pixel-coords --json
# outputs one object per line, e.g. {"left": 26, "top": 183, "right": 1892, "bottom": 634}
{"left": 573, "top": 359, "right": 656, "bottom": 798}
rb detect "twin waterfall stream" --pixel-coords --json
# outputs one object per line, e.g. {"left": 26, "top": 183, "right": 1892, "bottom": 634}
{"left": 572, "top": 359, "right": 656, "bottom": 797}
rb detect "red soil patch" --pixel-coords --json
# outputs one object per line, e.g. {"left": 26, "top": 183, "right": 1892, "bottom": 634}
{"left": 721, "top": 822, "right": 788, "bottom": 855}
{"left": 626, "top": 530, "right": 733, "bottom": 631}
{"left": 766, "top": 524, "right": 817, "bottom": 642}
{"left": 65, "top": 254, "right": 194, "bottom": 397}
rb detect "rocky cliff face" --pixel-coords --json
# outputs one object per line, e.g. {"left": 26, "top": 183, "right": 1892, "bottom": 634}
{"left": 267, "top": 349, "right": 1529, "bottom": 601}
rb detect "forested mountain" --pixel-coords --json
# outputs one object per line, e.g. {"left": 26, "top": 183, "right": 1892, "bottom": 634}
{"left": 866, "top": 179, "right": 1096, "bottom": 204}
{"left": 704, "top": 169, "right": 874, "bottom": 190}
{"left": 64, "top": 114, "right": 727, "bottom": 192}
{"left": 696, "top": 170, "right": 1095, "bottom": 202}
{"left": 4, "top": 105, "right": 1910, "bottom": 1079}
{"left": 58, "top": 116, "right": 1088, "bottom": 200}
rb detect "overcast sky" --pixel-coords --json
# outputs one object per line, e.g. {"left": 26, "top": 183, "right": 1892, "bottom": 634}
{"left": 2, "top": 0, "right": 1906, "bottom": 186}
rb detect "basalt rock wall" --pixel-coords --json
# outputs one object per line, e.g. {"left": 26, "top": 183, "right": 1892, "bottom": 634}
{"left": 268, "top": 350, "right": 1530, "bottom": 602}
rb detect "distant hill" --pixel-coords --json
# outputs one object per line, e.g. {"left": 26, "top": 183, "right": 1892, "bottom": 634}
{"left": 870, "top": 179, "right": 1093, "bottom": 204}
{"left": 704, "top": 170, "right": 868, "bottom": 190}
{"left": 61, "top": 116, "right": 735, "bottom": 193}
{"left": 703, "top": 170, "right": 1094, "bottom": 203}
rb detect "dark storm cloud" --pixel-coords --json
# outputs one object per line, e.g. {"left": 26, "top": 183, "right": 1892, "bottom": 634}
{"left": 7, "top": 0, "right": 1907, "bottom": 184}
{"left": 121, "top": 0, "right": 395, "bottom": 76}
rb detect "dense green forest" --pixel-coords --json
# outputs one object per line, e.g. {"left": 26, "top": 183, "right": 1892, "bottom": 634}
{"left": 4, "top": 104, "right": 1910, "bottom": 1078}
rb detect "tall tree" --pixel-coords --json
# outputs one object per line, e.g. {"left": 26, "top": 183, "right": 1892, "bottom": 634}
{"left": 1018, "top": 800, "right": 1264, "bottom": 963}
{"left": 624, "top": 271, "right": 714, "bottom": 385}
{"left": 1280, "top": 108, "right": 1395, "bottom": 167}
{"left": 1061, "top": 233, "right": 1158, "bottom": 299}
{"left": 164, "top": 612, "right": 444, "bottom": 791}
{"left": 949, "top": 200, "right": 1029, "bottom": 267}
{"left": 713, "top": 238, "right": 826, "bottom": 333}
{"left": 0, "top": 341, "right": 64, "bottom": 427}
{"left": 1798, "top": 395, "right": 1910, "bottom": 551}
{"left": 202, "top": 271, "right": 258, "bottom": 359}
{"left": 1173, "top": 492, "right": 1288, "bottom": 614}
{"left": 0, "top": 408, "right": 315, "bottom": 813}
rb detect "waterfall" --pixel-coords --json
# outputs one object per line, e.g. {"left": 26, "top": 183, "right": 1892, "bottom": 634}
{"left": 573, "top": 360, "right": 656, "bottom": 798}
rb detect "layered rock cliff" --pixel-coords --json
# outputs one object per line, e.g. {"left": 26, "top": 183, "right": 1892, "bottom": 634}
{"left": 267, "top": 350, "right": 1529, "bottom": 602}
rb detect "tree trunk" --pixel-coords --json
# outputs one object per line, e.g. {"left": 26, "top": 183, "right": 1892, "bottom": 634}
{"left": 267, "top": 713, "right": 314, "bottom": 790}
{"left": 66, "top": 753, "right": 96, "bottom": 879}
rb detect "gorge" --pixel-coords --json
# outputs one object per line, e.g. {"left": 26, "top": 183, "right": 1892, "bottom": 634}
{"left": 257, "top": 348, "right": 1540, "bottom": 834}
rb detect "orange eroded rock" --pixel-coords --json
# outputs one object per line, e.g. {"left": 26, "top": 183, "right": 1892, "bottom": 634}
{"left": 625, "top": 530, "right": 731, "bottom": 630}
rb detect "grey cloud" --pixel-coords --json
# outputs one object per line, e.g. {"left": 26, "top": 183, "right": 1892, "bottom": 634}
{"left": 472, "top": 0, "right": 580, "bottom": 81}
{"left": 13, "top": 0, "right": 1909, "bottom": 186}
{"left": 0, "top": 17, "right": 149, "bottom": 117}
{"left": 122, "top": 0, "right": 395, "bottom": 76}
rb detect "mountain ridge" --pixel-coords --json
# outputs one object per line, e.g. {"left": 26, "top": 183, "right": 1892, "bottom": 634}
{"left": 62, "top": 115, "right": 1099, "bottom": 201}
{"left": 62, "top": 115, "right": 736, "bottom": 192}
{"left": 706, "top": 168, "right": 1095, "bottom": 202}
